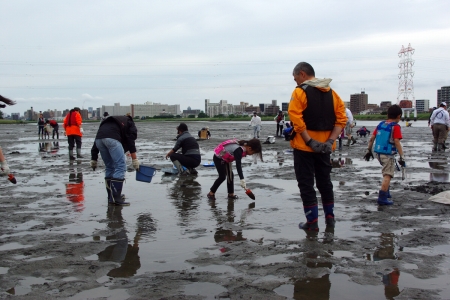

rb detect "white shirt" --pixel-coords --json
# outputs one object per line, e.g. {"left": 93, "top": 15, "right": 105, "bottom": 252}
{"left": 430, "top": 107, "right": 450, "bottom": 126}
{"left": 250, "top": 115, "right": 262, "bottom": 126}
{"left": 345, "top": 108, "right": 353, "bottom": 125}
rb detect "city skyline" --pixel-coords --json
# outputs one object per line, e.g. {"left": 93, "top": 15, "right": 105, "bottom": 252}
{"left": 1, "top": 1, "right": 449, "bottom": 115}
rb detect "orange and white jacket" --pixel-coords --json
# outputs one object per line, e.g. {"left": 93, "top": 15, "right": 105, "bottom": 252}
{"left": 288, "top": 78, "right": 347, "bottom": 152}
{"left": 63, "top": 111, "right": 83, "bottom": 136}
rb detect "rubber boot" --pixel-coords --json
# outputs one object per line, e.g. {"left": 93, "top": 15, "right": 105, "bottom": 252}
{"left": 173, "top": 160, "right": 188, "bottom": 175}
{"left": 106, "top": 178, "right": 125, "bottom": 205}
{"left": 338, "top": 138, "right": 342, "bottom": 151}
{"left": 189, "top": 168, "right": 198, "bottom": 175}
{"left": 439, "top": 143, "right": 445, "bottom": 151}
{"left": 345, "top": 138, "right": 351, "bottom": 146}
{"left": 351, "top": 136, "right": 357, "bottom": 145}
{"left": 377, "top": 190, "right": 393, "bottom": 206}
{"left": 298, "top": 205, "right": 319, "bottom": 231}
{"left": 69, "top": 150, "right": 76, "bottom": 160}
{"left": 387, "top": 187, "right": 392, "bottom": 199}
{"left": 323, "top": 203, "right": 335, "bottom": 227}
{"left": 110, "top": 178, "right": 130, "bottom": 206}
{"left": 76, "top": 148, "right": 83, "bottom": 158}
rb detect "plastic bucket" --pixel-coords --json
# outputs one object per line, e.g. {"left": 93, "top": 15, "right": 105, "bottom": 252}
{"left": 136, "top": 164, "right": 157, "bottom": 183}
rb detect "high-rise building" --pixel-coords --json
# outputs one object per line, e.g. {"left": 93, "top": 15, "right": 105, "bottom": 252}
{"left": 350, "top": 91, "right": 368, "bottom": 114}
{"left": 132, "top": 102, "right": 180, "bottom": 118}
{"left": 415, "top": 99, "right": 430, "bottom": 112}
{"left": 437, "top": 86, "right": 450, "bottom": 107}
{"left": 281, "top": 102, "right": 289, "bottom": 112}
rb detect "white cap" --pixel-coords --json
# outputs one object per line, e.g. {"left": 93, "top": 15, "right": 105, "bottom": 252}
{"left": 441, "top": 102, "right": 447, "bottom": 107}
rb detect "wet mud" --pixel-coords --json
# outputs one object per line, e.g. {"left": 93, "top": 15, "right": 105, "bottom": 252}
{"left": 0, "top": 120, "right": 449, "bottom": 299}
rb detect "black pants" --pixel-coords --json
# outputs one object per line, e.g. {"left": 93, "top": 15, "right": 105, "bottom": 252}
{"left": 169, "top": 153, "right": 201, "bottom": 169}
{"left": 68, "top": 135, "right": 82, "bottom": 150}
{"left": 52, "top": 125, "right": 59, "bottom": 139}
{"left": 276, "top": 124, "right": 283, "bottom": 136}
{"left": 293, "top": 149, "right": 334, "bottom": 207}
{"left": 210, "top": 155, "right": 234, "bottom": 194}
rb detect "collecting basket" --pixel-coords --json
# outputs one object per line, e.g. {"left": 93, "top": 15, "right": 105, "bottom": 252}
{"left": 136, "top": 164, "right": 157, "bottom": 183}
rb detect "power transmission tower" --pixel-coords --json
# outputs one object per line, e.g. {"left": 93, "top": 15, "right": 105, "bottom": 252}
{"left": 397, "top": 43, "right": 417, "bottom": 121}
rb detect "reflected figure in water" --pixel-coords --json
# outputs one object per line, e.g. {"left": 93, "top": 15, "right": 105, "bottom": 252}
{"left": 428, "top": 161, "right": 450, "bottom": 182}
{"left": 168, "top": 176, "right": 202, "bottom": 226}
{"left": 378, "top": 268, "right": 401, "bottom": 299}
{"left": 293, "top": 274, "right": 330, "bottom": 300}
{"left": 369, "top": 233, "right": 396, "bottom": 261}
{"left": 97, "top": 206, "right": 156, "bottom": 278}
{"left": 65, "top": 167, "right": 84, "bottom": 212}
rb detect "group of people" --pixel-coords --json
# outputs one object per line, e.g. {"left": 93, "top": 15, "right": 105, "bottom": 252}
{"left": 37, "top": 114, "right": 59, "bottom": 139}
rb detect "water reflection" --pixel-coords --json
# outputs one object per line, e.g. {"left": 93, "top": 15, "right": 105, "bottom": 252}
{"left": 38, "top": 142, "right": 60, "bottom": 156}
{"left": 293, "top": 274, "right": 330, "bottom": 299}
{"left": 97, "top": 206, "right": 156, "bottom": 277}
{"left": 65, "top": 167, "right": 84, "bottom": 212}
{"left": 377, "top": 268, "right": 401, "bottom": 299}
{"left": 168, "top": 177, "right": 201, "bottom": 226}
{"left": 429, "top": 161, "right": 450, "bottom": 182}
{"left": 367, "top": 233, "right": 397, "bottom": 261}
{"left": 276, "top": 151, "right": 284, "bottom": 166}
{"left": 331, "top": 157, "right": 352, "bottom": 168}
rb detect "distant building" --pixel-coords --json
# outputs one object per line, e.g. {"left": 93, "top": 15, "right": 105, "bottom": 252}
{"left": 131, "top": 102, "right": 180, "bottom": 118}
{"left": 265, "top": 104, "right": 280, "bottom": 116}
{"left": 380, "top": 101, "right": 392, "bottom": 112}
{"left": 437, "top": 86, "right": 450, "bottom": 107}
{"left": 415, "top": 99, "right": 430, "bottom": 112}
{"left": 244, "top": 105, "right": 260, "bottom": 115}
{"left": 11, "top": 113, "right": 19, "bottom": 120}
{"left": 281, "top": 102, "right": 289, "bottom": 112}
{"left": 182, "top": 109, "right": 201, "bottom": 118}
{"left": 350, "top": 91, "right": 368, "bottom": 114}
{"left": 205, "top": 99, "right": 235, "bottom": 117}
{"left": 80, "top": 109, "right": 88, "bottom": 120}
{"left": 102, "top": 103, "right": 131, "bottom": 117}
{"left": 343, "top": 101, "right": 350, "bottom": 109}
{"left": 88, "top": 107, "right": 93, "bottom": 113}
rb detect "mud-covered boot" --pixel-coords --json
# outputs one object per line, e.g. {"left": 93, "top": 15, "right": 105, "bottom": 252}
{"left": 345, "top": 138, "right": 351, "bottom": 146}
{"left": 439, "top": 143, "right": 446, "bottom": 151}
{"left": 69, "top": 150, "right": 76, "bottom": 160}
{"left": 377, "top": 190, "right": 393, "bottom": 206}
{"left": 299, "top": 205, "right": 319, "bottom": 231}
{"left": 323, "top": 203, "right": 335, "bottom": 227}
{"left": 188, "top": 168, "right": 198, "bottom": 175}
{"left": 76, "top": 148, "right": 84, "bottom": 158}
{"left": 106, "top": 178, "right": 125, "bottom": 205}
{"left": 110, "top": 178, "right": 130, "bottom": 206}
{"left": 173, "top": 160, "right": 189, "bottom": 175}
{"left": 432, "top": 142, "right": 438, "bottom": 151}
{"left": 351, "top": 136, "right": 357, "bottom": 145}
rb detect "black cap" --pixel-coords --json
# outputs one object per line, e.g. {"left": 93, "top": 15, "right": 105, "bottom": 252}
{"left": 177, "top": 123, "right": 188, "bottom": 132}
{"left": 103, "top": 112, "right": 109, "bottom": 117}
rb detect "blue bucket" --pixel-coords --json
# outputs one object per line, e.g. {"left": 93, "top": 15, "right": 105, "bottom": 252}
{"left": 136, "top": 164, "right": 157, "bottom": 183}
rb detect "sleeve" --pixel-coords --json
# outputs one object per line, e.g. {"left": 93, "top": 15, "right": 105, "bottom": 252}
{"left": 345, "top": 109, "right": 353, "bottom": 124}
{"left": 233, "top": 148, "right": 245, "bottom": 180}
{"left": 63, "top": 115, "right": 68, "bottom": 129}
{"left": 91, "top": 143, "right": 99, "bottom": 161}
{"left": 76, "top": 112, "right": 82, "bottom": 126}
{"left": 372, "top": 128, "right": 378, "bottom": 136}
{"left": 172, "top": 137, "right": 182, "bottom": 152}
{"left": 288, "top": 89, "right": 308, "bottom": 134}
{"left": 430, "top": 110, "right": 436, "bottom": 125}
{"left": 392, "top": 125, "right": 402, "bottom": 140}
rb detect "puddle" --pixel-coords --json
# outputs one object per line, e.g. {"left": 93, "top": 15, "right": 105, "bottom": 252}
{"left": 332, "top": 250, "right": 353, "bottom": 258}
{"left": 254, "top": 253, "right": 293, "bottom": 265}
{"left": 0, "top": 242, "right": 33, "bottom": 251}
{"left": 184, "top": 282, "right": 227, "bottom": 298}
{"left": 8, "top": 276, "right": 52, "bottom": 296}
{"left": 0, "top": 267, "right": 9, "bottom": 275}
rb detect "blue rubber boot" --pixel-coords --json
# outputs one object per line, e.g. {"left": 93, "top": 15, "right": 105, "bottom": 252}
{"left": 323, "top": 203, "right": 335, "bottom": 227}
{"left": 299, "top": 205, "right": 319, "bottom": 231}
{"left": 377, "top": 190, "right": 393, "bottom": 206}
{"left": 110, "top": 178, "right": 130, "bottom": 206}
{"left": 387, "top": 187, "right": 392, "bottom": 199}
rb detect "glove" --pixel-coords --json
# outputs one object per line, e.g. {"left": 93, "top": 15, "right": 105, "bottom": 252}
{"left": 90, "top": 160, "right": 97, "bottom": 171}
{"left": 132, "top": 158, "right": 140, "bottom": 170}
{"left": 306, "top": 138, "right": 326, "bottom": 153}
{"left": 323, "top": 139, "right": 334, "bottom": 154}
{"left": 1, "top": 161, "right": 10, "bottom": 174}
{"left": 363, "top": 149, "right": 374, "bottom": 161}
{"left": 240, "top": 179, "right": 246, "bottom": 189}
{"left": 399, "top": 156, "right": 406, "bottom": 167}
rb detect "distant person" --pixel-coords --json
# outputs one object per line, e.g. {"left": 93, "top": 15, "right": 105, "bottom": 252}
{"left": 288, "top": 61, "right": 347, "bottom": 232}
{"left": 283, "top": 122, "right": 293, "bottom": 141}
{"left": 197, "top": 127, "right": 211, "bottom": 139}
{"left": 63, "top": 107, "right": 83, "bottom": 160}
{"left": 356, "top": 126, "right": 370, "bottom": 137}
{"left": 274, "top": 110, "right": 285, "bottom": 137}
{"left": 429, "top": 102, "right": 450, "bottom": 151}
{"left": 37, "top": 113, "right": 45, "bottom": 139}
{"left": 0, "top": 95, "right": 16, "bottom": 177}
{"left": 207, "top": 138, "right": 262, "bottom": 200}
{"left": 364, "top": 104, "right": 405, "bottom": 205}
{"left": 165, "top": 123, "right": 201, "bottom": 175}
{"left": 91, "top": 114, "right": 140, "bottom": 206}
{"left": 249, "top": 112, "right": 262, "bottom": 138}
{"left": 49, "top": 119, "right": 59, "bottom": 139}
{"left": 44, "top": 120, "right": 51, "bottom": 139}
{"left": 345, "top": 108, "right": 356, "bottom": 146}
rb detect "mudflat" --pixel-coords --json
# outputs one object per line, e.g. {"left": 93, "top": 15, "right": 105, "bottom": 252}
{"left": 0, "top": 120, "right": 449, "bottom": 299}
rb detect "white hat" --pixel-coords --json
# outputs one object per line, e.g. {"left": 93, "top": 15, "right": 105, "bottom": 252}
{"left": 441, "top": 102, "right": 447, "bottom": 107}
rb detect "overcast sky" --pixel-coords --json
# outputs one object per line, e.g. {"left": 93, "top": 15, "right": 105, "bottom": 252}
{"left": 1, "top": 0, "right": 449, "bottom": 115}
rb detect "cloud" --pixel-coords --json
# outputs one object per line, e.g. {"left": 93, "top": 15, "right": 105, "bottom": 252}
{"left": 81, "top": 94, "right": 103, "bottom": 100}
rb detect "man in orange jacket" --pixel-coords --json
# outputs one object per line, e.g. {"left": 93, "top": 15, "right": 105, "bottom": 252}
{"left": 63, "top": 107, "right": 83, "bottom": 160}
{"left": 288, "top": 62, "right": 347, "bottom": 232}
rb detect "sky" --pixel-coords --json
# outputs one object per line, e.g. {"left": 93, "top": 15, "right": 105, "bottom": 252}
{"left": 1, "top": 0, "right": 450, "bottom": 115}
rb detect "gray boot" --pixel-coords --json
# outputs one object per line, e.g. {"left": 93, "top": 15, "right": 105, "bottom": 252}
{"left": 351, "top": 136, "right": 357, "bottom": 145}
{"left": 69, "top": 150, "right": 76, "bottom": 160}
{"left": 433, "top": 142, "right": 438, "bottom": 151}
{"left": 173, "top": 160, "right": 188, "bottom": 175}
{"left": 439, "top": 143, "right": 446, "bottom": 151}
{"left": 345, "top": 138, "right": 351, "bottom": 146}
{"left": 76, "top": 148, "right": 83, "bottom": 158}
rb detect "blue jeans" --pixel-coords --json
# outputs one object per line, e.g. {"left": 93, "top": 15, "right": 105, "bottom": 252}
{"left": 95, "top": 138, "right": 126, "bottom": 179}
{"left": 253, "top": 125, "right": 260, "bottom": 138}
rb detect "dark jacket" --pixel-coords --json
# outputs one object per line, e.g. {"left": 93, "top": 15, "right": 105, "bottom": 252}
{"left": 173, "top": 131, "right": 200, "bottom": 156}
{"left": 91, "top": 116, "right": 138, "bottom": 160}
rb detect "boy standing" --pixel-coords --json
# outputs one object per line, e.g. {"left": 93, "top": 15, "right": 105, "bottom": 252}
{"left": 364, "top": 105, "right": 405, "bottom": 205}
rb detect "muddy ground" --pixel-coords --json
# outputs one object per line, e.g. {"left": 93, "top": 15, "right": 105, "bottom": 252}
{"left": 0, "top": 120, "right": 449, "bottom": 299}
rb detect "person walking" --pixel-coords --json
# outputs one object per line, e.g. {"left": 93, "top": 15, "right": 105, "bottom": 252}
{"left": 90, "top": 114, "right": 140, "bottom": 206}
{"left": 288, "top": 62, "right": 347, "bottom": 232}
{"left": 274, "top": 110, "right": 285, "bottom": 137}
{"left": 207, "top": 138, "right": 262, "bottom": 200}
{"left": 49, "top": 119, "right": 59, "bottom": 139}
{"left": 249, "top": 112, "right": 262, "bottom": 138}
{"left": 345, "top": 108, "right": 357, "bottom": 146}
{"left": 165, "top": 123, "right": 201, "bottom": 175}
{"left": 429, "top": 102, "right": 450, "bottom": 151}
{"left": 63, "top": 107, "right": 83, "bottom": 160}
{"left": 364, "top": 105, "right": 405, "bottom": 205}
{"left": 37, "top": 113, "right": 45, "bottom": 139}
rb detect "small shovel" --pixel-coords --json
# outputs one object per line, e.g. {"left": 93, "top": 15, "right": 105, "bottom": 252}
{"left": 244, "top": 188, "right": 255, "bottom": 200}
{"left": 8, "top": 173, "right": 17, "bottom": 184}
